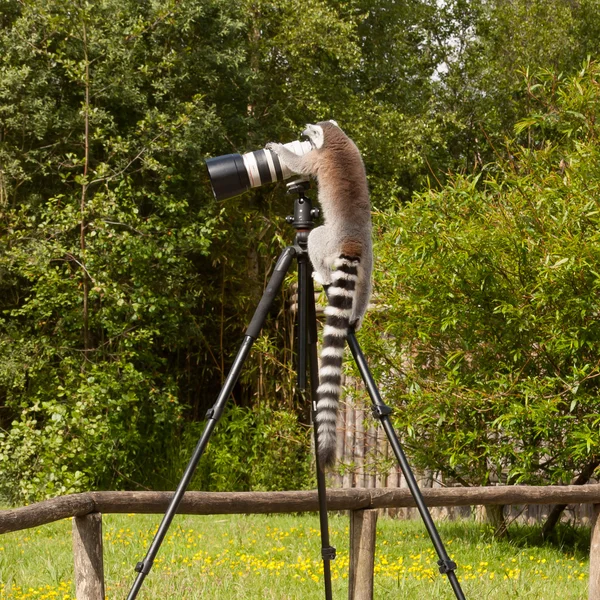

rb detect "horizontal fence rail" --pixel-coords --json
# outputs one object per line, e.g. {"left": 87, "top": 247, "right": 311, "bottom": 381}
{"left": 3, "top": 485, "right": 600, "bottom": 534}
{"left": 4, "top": 485, "right": 600, "bottom": 600}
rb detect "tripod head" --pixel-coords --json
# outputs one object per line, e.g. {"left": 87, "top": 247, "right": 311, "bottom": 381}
{"left": 285, "top": 179, "right": 319, "bottom": 246}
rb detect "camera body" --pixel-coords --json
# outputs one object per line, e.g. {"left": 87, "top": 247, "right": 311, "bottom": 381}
{"left": 205, "top": 140, "right": 312, "bottom": 200}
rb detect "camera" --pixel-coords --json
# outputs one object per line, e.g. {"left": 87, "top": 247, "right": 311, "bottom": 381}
{"left": 205, "top": 140, "right": 312, "bottom": 200}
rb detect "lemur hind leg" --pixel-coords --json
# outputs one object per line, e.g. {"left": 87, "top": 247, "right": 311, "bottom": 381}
{"left": 350, "top": 255, "right": 372, "bottom": 330}
{"left": 307, "top": 226, "right": 334, "bottom": 286}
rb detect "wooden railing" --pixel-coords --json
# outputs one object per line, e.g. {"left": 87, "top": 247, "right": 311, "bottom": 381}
{"left": 2, "top": 485, "right": 600, "bottom": 600}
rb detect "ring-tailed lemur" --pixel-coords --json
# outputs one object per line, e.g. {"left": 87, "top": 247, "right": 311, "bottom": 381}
{"left": 266, "top": 121, "right": 372, "bottom": 467}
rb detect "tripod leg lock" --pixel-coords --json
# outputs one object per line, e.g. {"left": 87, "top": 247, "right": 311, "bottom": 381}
{"left": 437, "top": 558, "right": 457, "bottom": 574}
{"left": 321, "top": 546, "right": 337, "bottom": 561}
{"left": 135, "top": 560, "right": 153, "bottom": 575}
{"left": 371, "top": 403, "right": 393, "bottom": 420}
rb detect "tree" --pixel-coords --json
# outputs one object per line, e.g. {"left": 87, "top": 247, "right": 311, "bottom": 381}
{"left": 1, "top": 0, "right": 599, "bottom": 503}
{"left": 0, "top": 0, "right": 417, "bottom": 501}
{"left": 0, "top": 0, "right": 253, "bottom": 500}
{"left": 360, "top": 61, "right": 600, "bottom": 494}
{"left": 432, "top": 0, "right": 600, "bottom": 174}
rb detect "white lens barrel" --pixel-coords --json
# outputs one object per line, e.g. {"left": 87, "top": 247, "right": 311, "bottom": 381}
{"left": 207, "top": 139, "right": 313, "bottom": 200}
{"left": 241, "top": 152, "right": 262, "bottom": 188}
{"left": 241, "top": 140, "right": 313, "bottom": 188}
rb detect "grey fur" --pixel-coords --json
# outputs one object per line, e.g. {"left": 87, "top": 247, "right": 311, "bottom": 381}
{"left": 267, "top": 122, "right": 372, "bottom": 467}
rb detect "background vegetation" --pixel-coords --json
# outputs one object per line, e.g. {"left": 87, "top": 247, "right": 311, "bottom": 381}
{"left": 1, "top": 0, "right": 600, "bottom": 503}
{"left": 362, "top": 62, "right": 600, "bottom": 490}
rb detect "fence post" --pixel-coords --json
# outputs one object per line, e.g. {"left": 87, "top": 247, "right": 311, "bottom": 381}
{"left": 348, "top": 508, "right": 378, "bottom": 600}
{"left": 591, "top": 505, "right": 600, "bottom": 600}
{"left": 72, "top": 512, "right": 105, "bottom": 600}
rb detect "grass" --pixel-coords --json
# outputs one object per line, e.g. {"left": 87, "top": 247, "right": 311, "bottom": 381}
{"left": 0, "top": 512, "right": 591, "bottom": 599}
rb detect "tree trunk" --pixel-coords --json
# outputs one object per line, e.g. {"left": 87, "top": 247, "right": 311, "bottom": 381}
{"left": 542, "top": 458, "right": 600, "bottom": 540}
{"left": 487, "top": 504, "right": 508, "bottom": 538}
{"left": 80, "top": 18, "right": 91, "bottom": 357}
{"left": 476, "top": 503, "right": 507, "bottom": 538}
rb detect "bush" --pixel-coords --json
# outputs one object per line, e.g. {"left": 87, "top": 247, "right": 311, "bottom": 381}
{"left": 151, "top": 405, "right": 315, "bottom": 493}
{"left": 360, "top": 61, "right": 600, "bottom": 487}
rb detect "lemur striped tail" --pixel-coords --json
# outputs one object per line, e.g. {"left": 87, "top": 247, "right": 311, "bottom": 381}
{"left": 315, "top": 255, "right": 360, "bottom": 467}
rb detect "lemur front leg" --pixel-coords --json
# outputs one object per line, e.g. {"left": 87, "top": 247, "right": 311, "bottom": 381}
{"left": 266, "top": 142, "right": 315, "bottom": 176}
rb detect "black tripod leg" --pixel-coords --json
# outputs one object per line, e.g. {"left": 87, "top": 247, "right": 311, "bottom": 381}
{"left": 346, "top": 330, "right": 467, "bottom": 600}
{"left": 297, "top": 251, "right": 335, "bottom": 600}
{"left": 307, "top": 262, "right": 336, "bottom": 599}
{"left": 126, "top": 246, "right": 297, "bottom": 600}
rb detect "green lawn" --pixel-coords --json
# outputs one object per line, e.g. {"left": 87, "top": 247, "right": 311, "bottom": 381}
{"left": 0, "top": 512, "right": 590, "bottom": 599}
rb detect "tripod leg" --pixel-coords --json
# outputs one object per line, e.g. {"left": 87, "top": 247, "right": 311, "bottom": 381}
{"left": 346, "top": 330, "right": 467, "bottom": 600}
{"left": 298, "top": 251, "right": 335, "bottom": 600}
{"left": 126, "top": 246, "right": 297, "bottom": 600}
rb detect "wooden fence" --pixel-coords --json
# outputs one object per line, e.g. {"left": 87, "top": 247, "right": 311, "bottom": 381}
{"left": 3, "top": 485, "right": 600, "bottom": 599}
{"left": 331, "top": 396, "right": 597, "bottom": 525}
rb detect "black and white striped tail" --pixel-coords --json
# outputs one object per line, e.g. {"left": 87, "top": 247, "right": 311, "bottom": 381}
{"left": 315, "top": 255, "right": 359, "bottom": 467}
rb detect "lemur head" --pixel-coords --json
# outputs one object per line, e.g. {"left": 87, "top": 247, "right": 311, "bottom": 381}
{"left": 303, "top": 120, "right": 339, "bottom": 150}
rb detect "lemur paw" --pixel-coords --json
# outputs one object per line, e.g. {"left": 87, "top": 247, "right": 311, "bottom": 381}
{"left": 312, "top": 271, "right": 331, "bottom": 287}
{"left": 265, "top": 142, "right": 283, "bottom": 154}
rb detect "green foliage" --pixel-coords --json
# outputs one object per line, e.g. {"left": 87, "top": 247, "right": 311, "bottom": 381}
{"left": 0, "top": 0, "right": 457, "bottom": 501}
{"left": 361, "top": 61, "right": 600, "bottom": 486}
{"left": 0, "top": 361, "right": 181, "bottom": 501}
{"left": 429, "top": 0, "right": 600, "bottom": 174}
{"left": 153, "top": 405, "right": 314, "bottom": 493}
{"left": 0, "top": 0, "right": 244, "bottom": 501}
{"left": 1, "top": 0, "right": 600, "bottom": 502}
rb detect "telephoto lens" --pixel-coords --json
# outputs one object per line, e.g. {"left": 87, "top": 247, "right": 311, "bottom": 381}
{"left": 205, "top": 140, "right": 312, "bottom": 200}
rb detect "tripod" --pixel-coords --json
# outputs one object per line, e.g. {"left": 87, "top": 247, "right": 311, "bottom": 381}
{"left": 127, "top": 182, "right": 466, "bottom": 600}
